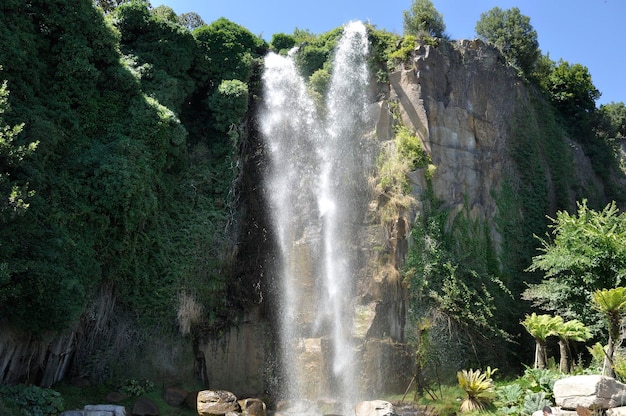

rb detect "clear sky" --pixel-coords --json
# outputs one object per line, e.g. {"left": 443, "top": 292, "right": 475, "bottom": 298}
{"left": 151, "top": 0, "right": 625, "bottom": 106}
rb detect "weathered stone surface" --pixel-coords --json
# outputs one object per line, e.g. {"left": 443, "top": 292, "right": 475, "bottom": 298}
{"left": 554, "top": 375, "right": 626, "bottom": 409}
{"left": 197, "top": 390, "right": 240, "bottom": 416}
{"left": 164, "top": 387, "right": 188, "bottom": 407}
{"left": 354, "top": 400, "right": 397, "bottom": 416}
{"left": 83, "top": 404, "right": 126, "bottom": 416}
{"left": 238, "top": 398, "right": 266, "bottom": 416}
{"left": 131, "top": 397, "right": 158, "bottom": 416}
{"left": 607, "top": 406, "right": 626, "bottom": 416}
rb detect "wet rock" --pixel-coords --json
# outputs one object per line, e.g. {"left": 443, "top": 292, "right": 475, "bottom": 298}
{"left": 83, "top": 404, "right": 126, "bottom": 416}
{"left": 354, "top": 400, "right": 397, "bottom": 416}
{"left": 238, "top": 398, "right": 266, "bottom": 416}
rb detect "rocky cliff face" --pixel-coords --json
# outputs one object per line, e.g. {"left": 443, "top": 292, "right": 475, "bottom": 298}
{"left": 0, "top": 38, "right": 604, "bottom": 396}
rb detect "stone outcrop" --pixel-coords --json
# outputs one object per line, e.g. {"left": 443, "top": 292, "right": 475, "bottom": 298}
{"left": 197, "top": 390, "right": 241, "bottom": 416}
{"left": 554, "top": 375, "right": 626, "bottom": 410}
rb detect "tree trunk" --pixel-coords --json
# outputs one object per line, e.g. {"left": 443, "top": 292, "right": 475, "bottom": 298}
{"left": 536, "top": 340, "right": 547, "bottom": 369}
{"left": 559, "top": 339, "right": 568, "bottom": 373}
{"left": 605, "top": 335, "right": 616, "bottom": 378}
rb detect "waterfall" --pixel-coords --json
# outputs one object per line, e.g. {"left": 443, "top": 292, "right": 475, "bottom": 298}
{"left": 261, "top": 21, "right": 371, "bottom": 408}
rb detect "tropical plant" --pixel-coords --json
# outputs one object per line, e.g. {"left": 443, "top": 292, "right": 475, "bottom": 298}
{"left": 524, "top": 200, "right": 626, "bottom": 329}
{"left": 522, "top": 391, "right": 552, "bottom": 416}
{"left": 591, "top": 287, "right": 626, "bottom": 377}
{"left": 475, "top": 7, "right": 539, "bottom": 77}
{"left": 457, "top": 368, "right": 496, "bottom": 412}
{"left": 520, "top": 313, "right": 561, "bottom": 369}
{"left": 553, "top": 318, "right": 592, "bottom": 373}
{"left": 403, "top": 0, "right": 446, "bottom": 38}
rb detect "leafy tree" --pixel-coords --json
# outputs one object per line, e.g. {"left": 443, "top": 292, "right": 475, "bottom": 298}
{"left": 544, "top": 60, "right": 600, "bottom": 125}
{"left": 591, "top": 287, "right": 626, "bottom": 377}
{"left": 270, "top": 32, "right": 296, "bottom": 53}
{"left": 178, "top": 12, "right": 205, "bottom": 31}
{"left": 520, "top": 313, "right": 560, "bottom": 369}
{"left": 193, "top": 17, "right": 266, "bottom": 86}
{"left": 524, "top": 200, "right": 626, "bottom": 329}
{"left": 94, "top": 0, "right": 134, "bottom": 13}
{"left": 596, "top": 101, "right": 626, "bottom": 156}
{"left": 475, "top": 7, "right": 539, "bottom": 77}
{"left": 150, "top": 5, "right": 177, "bottom": 23}
{"left": 403, "top": 0, "right": 446, "bottom": 38}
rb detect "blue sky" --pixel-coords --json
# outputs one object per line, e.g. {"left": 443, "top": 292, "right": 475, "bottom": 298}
{"left": 152, "top": 0, "right": 625, "bottom": 106}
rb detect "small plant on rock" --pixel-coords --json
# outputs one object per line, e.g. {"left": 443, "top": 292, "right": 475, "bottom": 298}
{"left": 457, "top": 367, "right": 496, "bottom": 412}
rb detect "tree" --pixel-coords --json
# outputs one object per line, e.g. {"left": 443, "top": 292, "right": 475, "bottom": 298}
{"left": 545, "top": 60, "right": 600, "bottom": 124}
{"left": 591, "top": 287, "right": 626, "bottom": 377}
{"left": 521, "top": 313, "right": 560, "bottom": 369}
{"left": 553, "top": 318, "right": 591, "bottom": 373}
{"left": 178, "top": 12, "right": 205, "bottom": 31}
{"left": 403, "top": 0, "right": 446, "bottom": 38}
{"left": 524, "top": 200, "right": 626, "bottom": 329}
{"left": 475, "top": 7, "right": 539, "bottom": 77}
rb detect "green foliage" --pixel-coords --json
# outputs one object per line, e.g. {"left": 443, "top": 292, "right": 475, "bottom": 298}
{"left": 403, "top": 0, "right": 446, "bottom": 38}
{"left": 457, "top": 368, "right": 496, "bottom": 412}
{"left": 177, "top": 12, "right": 205, "bottom": 30}
{"left": 0, "top": 384, "right": 64, "bottom": 416}
{"left": 0, "top": 77, "right": 36, "bottom": 217}
{"left": 522, "top": 392, "right": 552, "bottom": 416}
{"left": 270, "top": 32, "right": 296, "bottom": 53}
{"left": 118, "top": 378, "right": 156, "bottom": 397}
{"left": 544, "top": 60, "right": 600, "bottom": 125}
{"left": 404, "top": 193, "right": 513, "bottom": 375}
{"left": 193, "top": 17, "right": 266, "bottom": 85}
{"left": 208, "top": 79, "right": 249, "bottom": 133}
{"left": 475, "top": 7, "right": 539, "bottom": 77}
{"left": 389, "top": 35, "right": 418, "bottom": 64}
{"left": 524, "top": 200, "right": 626, "bottom": 328}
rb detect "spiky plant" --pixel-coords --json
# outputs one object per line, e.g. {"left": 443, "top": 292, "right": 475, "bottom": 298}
{"left": 457, "top": 368, "right": 496, "bottom": 412}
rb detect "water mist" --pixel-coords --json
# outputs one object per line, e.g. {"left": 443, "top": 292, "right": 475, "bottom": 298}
{"left": 261, "top": 21, "right": 372, "bottom": 409}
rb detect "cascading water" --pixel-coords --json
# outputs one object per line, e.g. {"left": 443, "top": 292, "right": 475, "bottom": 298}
{"left": 261, "top": 21, "right": 371, "bottom": 410}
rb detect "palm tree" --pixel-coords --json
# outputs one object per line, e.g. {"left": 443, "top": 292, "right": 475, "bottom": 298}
{"left": 591, "top": 287, "right": 626, "bottom": 377}
{"left": 521, "top": 313, "right": 561, "bottom": 369}
{"left": 554, "top": 318, "right": 592, "bottom": 373}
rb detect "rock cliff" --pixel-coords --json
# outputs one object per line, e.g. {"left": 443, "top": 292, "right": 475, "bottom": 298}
{"left": 0, "top": 38, "right": 605, "bottom": 398}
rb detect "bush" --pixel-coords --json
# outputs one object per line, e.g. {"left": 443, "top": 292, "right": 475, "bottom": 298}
{"left": 0, "top": 384, "right": 64, "bottom": 416}
{"left": 208, "top": 79, "right": 249, "bottom": 133}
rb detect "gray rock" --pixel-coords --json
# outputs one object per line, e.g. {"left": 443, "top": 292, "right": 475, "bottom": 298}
{"left": 84, "top": 404, "right": 126, "bottom": 416}
{"left": 554, "top": 375, "right": 626, "bottom": 410}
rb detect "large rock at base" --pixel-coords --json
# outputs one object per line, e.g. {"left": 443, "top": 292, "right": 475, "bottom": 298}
{"left": 607, "top": 406, "right": 626, "bottom": 416}
{"left": 131, "top": 397, "right": 158, "bottom": 416}
{"left": 554, "top": 375, "right": 626, "bottom": 410}
{"left": 83, "top": 404, "right": 127, "bottom": 416}
{"left": 238, "top": 398, "right": 266, "bottom": 416}
{"left": 354, "top": 400, "right": 398, "bottom": 416}
{"left": 164, "top": 387, "right": 188, "bottom": 407}
{"left": 197, "top": 390, "right": 240, "bottom": 416}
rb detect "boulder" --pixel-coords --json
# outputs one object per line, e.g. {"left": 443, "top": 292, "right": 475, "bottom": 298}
{"left": 197, "top": 390, "right": 240, "bottom": 416}
{"left": 131, "top": 397, "right": 158, "bottom": 416}
{"left": 164, "top": 387, "right": 188, "bottom": 407}
{"left": 607, "top": 406, "right": 626, "bottom": 416}
{"left": 554, "top": 375, "right": 626, "bottom": 410}
{"left": 354, "top": 400, "right": 397, "bottom": 416}
{"left": 105, "top": 392, "right": 127, "bottom": 403}
{"left": 83, "top": 404, "right": 126, "bottom": 416}
{"left": 238, "top": 398, "right": 266, "bottom": 416}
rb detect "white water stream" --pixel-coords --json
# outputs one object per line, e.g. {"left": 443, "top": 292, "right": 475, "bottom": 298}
{"left": 261, "top": 21, "right": 371, "bottom": 408}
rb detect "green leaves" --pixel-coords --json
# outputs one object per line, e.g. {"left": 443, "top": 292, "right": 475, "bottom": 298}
{"left": 475, "top": 7, "right": 539, "bottom": 77}
{"left": 457, "top": 368, "right": 496, "bottom": 412}
{"left": 403, "top": 0, "right": 446, "bottom": 38}
{"left": 525, "top": 200, "right": 626, "bottom": 325}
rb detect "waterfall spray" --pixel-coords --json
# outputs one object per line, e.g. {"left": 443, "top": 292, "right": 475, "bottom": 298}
{"left": 261, "top": 21, "right": 371, "bottom": 409}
